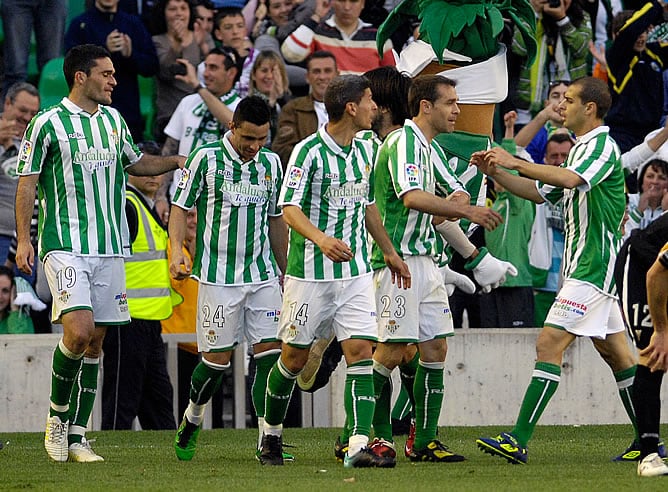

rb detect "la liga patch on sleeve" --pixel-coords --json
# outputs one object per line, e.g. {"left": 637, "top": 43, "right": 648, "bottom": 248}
{"left": 19, "top": 140, "right": 32, "bottom": 161}
{"left": 286, "top": 166, "right": 303, "bottom": 189}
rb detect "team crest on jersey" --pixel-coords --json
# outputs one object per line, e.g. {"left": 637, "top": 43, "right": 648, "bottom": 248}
{"left": 205, "top": 329, "right": 218, "bottom": 345}
{"left": 287, "top": 324, "right": 299, "bottom": 340}
{"left": 286, "top": 167, "right": 303, "bottom": 189}
{"left": 386, "top": 319, "right": 399, "bottom": 334}
{"left": 177, "top": 168, "right": 191, "bottom": 189}
{"left": 111, "top": 129, "right": 119, "bottom": 146}
{"left": 58, "top": 290, "right": 71, "bottom": 304}
{"left": 405, "top": 164, "right": 419, "bottom": 183}
{"left": 19, "top": 140, "right": 32, "bottom": 161}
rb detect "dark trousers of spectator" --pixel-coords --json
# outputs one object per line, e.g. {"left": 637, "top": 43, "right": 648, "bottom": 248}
{"left": 479, "top": 286, "right": 535, "bottom": 328}
{"left": 102, "top": 319, "right": 176, "bottom": 430}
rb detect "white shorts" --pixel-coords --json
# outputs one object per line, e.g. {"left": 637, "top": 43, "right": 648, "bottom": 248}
{"left": 277, "top": 274, "right": 377, "bottom": 348}
{"left": 544, "top": 279, "right": 625, "bottom": 339}
{"left": 374, "top": 255, "right": 453, "bottom": 343}
{"left": 197, "top": 279, "right": 282, "bottom": 352}
{"left": 43, "top": 252, "right": 130, "bottom": 325}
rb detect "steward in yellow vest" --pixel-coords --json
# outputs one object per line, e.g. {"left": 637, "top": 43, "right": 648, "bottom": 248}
{"left": 101, "top": 174, "right": 180, "bottom": 431}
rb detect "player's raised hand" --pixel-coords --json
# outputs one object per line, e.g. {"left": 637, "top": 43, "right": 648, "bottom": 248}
{"left": 483, "top": 146, "right": 518, "bottom": 171}
{"left": 470, "top": 150, "right": 497, "bottom": 177}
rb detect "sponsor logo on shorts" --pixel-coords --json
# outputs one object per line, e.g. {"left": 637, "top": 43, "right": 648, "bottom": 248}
{"left": 553, "top": 296, "right": 588, "bottom": 316}
{"left": 205, "top": 329, "right": 218, "bottom": 345}
{"left": 266, "top": 309, "right": 281, "bottom": 322}
{"left": 58, "top": 290, "right": 71, "bottom": 304}
{"left": 386, "top": 319, "right": 399, "bottom": 334}
{"left": 115, "top": 292, "right": 128, "bottom": 312}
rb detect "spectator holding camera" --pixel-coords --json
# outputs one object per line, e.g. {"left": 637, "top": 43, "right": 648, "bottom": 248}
{"left": 65, "top": 0, "right": 159, "bottom": 141}
{"left": 511, "top": 0, "right": 592, "bottom": 128}
{"left": 152, "top": 0, "right": 215, "bottom": 142}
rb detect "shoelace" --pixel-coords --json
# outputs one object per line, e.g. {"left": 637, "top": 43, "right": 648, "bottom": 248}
{"left": 48, "top": 420, "right": 66, "bottom": 441}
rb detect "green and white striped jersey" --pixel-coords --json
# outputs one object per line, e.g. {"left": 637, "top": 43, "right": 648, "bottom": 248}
{"left": 279, "top": 127, "right": 375, "bottom": 280}
{"left": 172, "top": 131, "right": 283, "bottom": 285}
{"left": 371, "top": 120, "right": 438, "bottom": 269}
{"left": 17, "top": 98, "right": 140, "bottom": 259}
{"left": 538, "top": 126, "right": 625, "bottom": 295}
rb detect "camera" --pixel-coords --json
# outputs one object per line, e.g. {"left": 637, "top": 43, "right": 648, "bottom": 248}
{"left": 168, "top": 63, "right": 187, "bottom": 77}
{"left": 548, "top": 0, "right": 561, "bottom": 7}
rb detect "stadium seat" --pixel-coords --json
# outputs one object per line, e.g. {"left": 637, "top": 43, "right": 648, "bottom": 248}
{"left": 38, "top": 57, "right": 68, "bottom": 109}
{"left": 67, "top": 0, "right": 88, "bottom": 27}
{"left": 138, "top": 75, "right": 156, "bottom": 141}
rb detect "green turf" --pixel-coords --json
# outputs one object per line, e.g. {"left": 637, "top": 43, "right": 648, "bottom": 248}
{"left": 0, "top": 425, "right": 665, "bottom": 491}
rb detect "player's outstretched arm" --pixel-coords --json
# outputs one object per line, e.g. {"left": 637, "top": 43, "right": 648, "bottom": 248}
{"left": 129, "top": 153, "right": 186, "bottom": 177}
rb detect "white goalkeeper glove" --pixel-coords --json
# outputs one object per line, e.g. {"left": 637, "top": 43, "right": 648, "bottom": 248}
{"left": 464, "top": 247, "right": 518, "bottom": 293}
{"left": 441, "top": 265, "right": 476, "bottom": 296}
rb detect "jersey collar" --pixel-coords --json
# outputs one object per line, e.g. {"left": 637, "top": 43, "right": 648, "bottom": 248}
{"left": 222, "top": 130, "right": 261, "bottom": 164}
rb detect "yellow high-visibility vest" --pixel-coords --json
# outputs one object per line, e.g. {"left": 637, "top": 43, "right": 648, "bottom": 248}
{"left": 124, "top": 189, "right": 177, "bottom": 320}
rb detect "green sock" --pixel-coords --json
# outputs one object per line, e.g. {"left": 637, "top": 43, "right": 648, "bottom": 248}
{"left": 68, "top": 357, "right": 99, "bottom": 445}
{"left": 397, "top": 350, "right": 419, "bottom": 419}
{"left": 615, "top": 365, "right": 638, "bottom": 441}
{"left": 50, "top": 340, "right": 83, "bottom": 420}
{"left": 413, "top": 360, "right": 444, "bottom": 450}
{"left": 252, "top": 349, "right": 281, "bottom": 419}
{"left": 184, "top": 359, "right": 226, "bottom": 425}
{"left": 391, "top": 386, "right": 412, "bottom": 421}
{"left": 190, "top": 360, "right": 225, "bottom": 404}
{"left": 371, "top": 364, "right": 392, "bottom": 442}
{"left": 344, "top": 359, "right": 374, "bottom": 440}
{"left": 264, "top": 358, "right": 297, "bottom": 426}
{"left": 511, "top": 361, "right": 561, "bottom": 448}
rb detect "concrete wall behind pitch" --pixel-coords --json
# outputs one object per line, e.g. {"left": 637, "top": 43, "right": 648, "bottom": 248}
{"left": 327, "top": 328, "right": 668, "bottom": 427}
{"left": 3, "top": 329, "right": 667, "bottom": 432}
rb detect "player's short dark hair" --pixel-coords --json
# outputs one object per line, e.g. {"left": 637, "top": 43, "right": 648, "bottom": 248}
{"left": 305, "top": 50, "right": 337, "bottom": 71}
{"left": 63, "top": 44, "right": 111, "bottom": 90}
{"left": 324, "top": 75, "right": 370, "bottom": 123}
{"left": 570, "top": 76, "right": 611, "bottom": 119}
{"left": 233, "top": 95, "right": 271, "bottom": 127}
{"left": 363, "top": 66, "right": 411, "bottom": 126}
{"left": 408, "top": 75, "right": 456, "bottom": 118}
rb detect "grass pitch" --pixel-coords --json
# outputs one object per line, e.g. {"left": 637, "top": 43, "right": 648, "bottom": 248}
{"left": 1, "top": 424, "right": 665, "bottom": 491}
